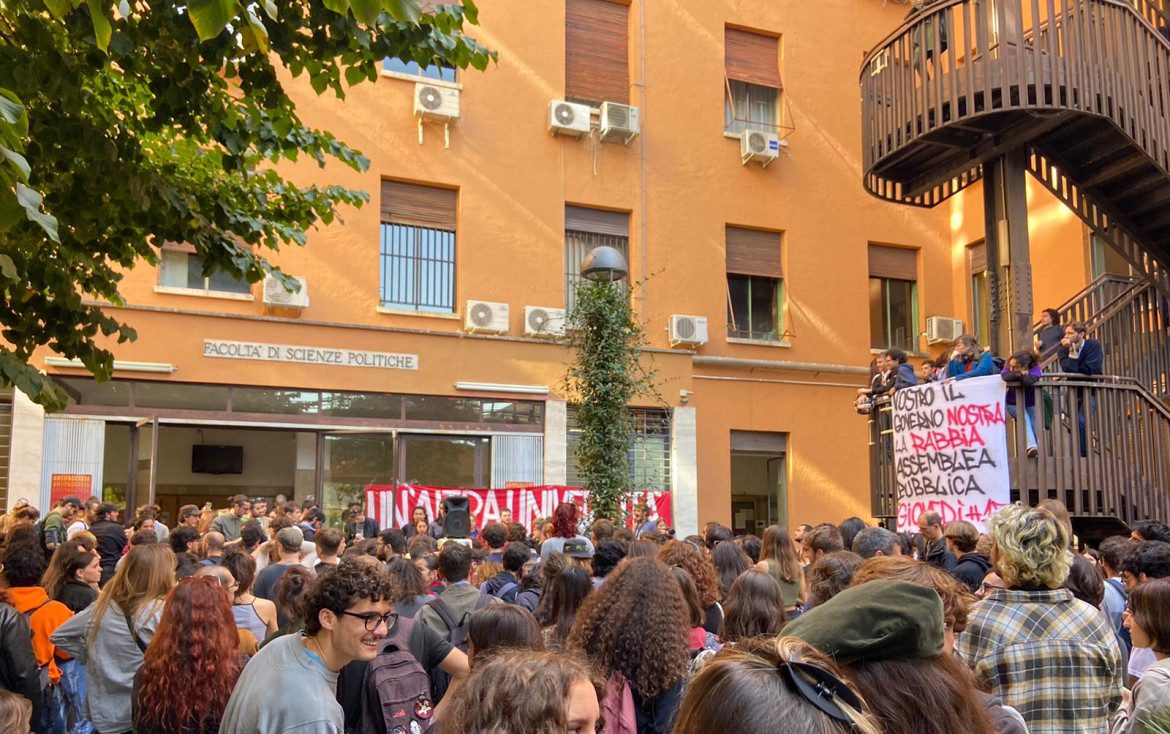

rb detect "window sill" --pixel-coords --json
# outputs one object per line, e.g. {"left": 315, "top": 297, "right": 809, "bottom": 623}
{"left": 377, "top": 306, "right": 461, "bottom": 320}
{"left": 379, "top": 71, "right": 462, "bottom": 90}
{"left": 727, "top": 337, "right": 791, "bottom": 348}
{"left": 154, "top": 286, "right": 254, "bottom": 302}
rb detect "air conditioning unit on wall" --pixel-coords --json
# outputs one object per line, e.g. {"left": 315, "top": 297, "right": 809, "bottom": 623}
{"left": 414, "top": 82, "right": 460, "bottom": 122}
{"left": 549, "top": 100, "right": 591, "bottom": 137}
{"left": 524, "top": 306, "right": 566, "bottom": 337}
{"left": 740, "top": 129, "right": 781, "bottom": 167}
{"left": 465, "top": 300, "right": 509, "bottom": 334}
{"left": 669, "top": 314, "right": 709, "bottom": 347}
{"left": 262, "top": 275, "right": 309, "bottom": 309}
{"left": 926, "top": 316, "right": 964, "bottom": 344}
{"left": 599, "top": 102, "right": 639, "bottom": 144}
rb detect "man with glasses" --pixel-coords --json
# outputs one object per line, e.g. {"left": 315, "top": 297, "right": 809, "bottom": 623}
{"left": 211, "top": 494, "right": 251, "bottom": 542}
{"left": 220, "top": 558, "right": 395, "bottom": 733}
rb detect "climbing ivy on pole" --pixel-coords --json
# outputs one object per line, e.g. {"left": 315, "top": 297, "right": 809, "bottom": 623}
{"left": 563, "top": 279, "right": 657, "bottom": 521}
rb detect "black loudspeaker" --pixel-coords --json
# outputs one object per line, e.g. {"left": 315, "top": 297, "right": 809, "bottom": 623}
{"left": 443, "top": 496, "right": 471, "bottom": 538}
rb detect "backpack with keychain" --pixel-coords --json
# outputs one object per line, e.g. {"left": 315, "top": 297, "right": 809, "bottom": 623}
{"left": 358, "top": 616, "right": 435, "bottom": 734}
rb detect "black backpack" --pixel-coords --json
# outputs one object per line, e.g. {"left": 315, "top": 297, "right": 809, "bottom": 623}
{"left": 426, "top": 593, "right": 492, "bottom": 702}
{"left": 357, "top": 617, "right": 435, "bottom": 734}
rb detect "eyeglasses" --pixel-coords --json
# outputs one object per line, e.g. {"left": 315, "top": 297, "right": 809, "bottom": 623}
{"left": 337, "top": 610, "right": 397, "bottom": 632}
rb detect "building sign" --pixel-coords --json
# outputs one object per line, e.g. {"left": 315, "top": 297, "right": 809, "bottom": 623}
{"left": 50, "top": 474, "right": 92, "bottom": 504}
{"left": 366, "top": 484, "right": 673, "bottom": 532}
{"left": 892, "top": 376, "right": 1010, "bottom": 532}
{"left": 203, "top": 339, "right": 418, "bottom": 371}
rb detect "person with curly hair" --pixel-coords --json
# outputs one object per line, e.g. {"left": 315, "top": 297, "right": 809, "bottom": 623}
{"left": 673, "top": 637, "right": 879, "bottom": 734}
{"left": 719, "top": 569, "right": 787, "bottom": 644}
{"left": 660, "top": 540, "right": 723, "bottom": 634}
{"left": 567, "top": 557, "right": 689, "bottom": 733}
{"left": 540, "top": 503, "right": 594, "bottom": 561}
{"left": 131, "top": 577, "right": 242, "bottom": 733}
{"left": 955, "top": 503, "right": 1123, "bottom": 732}
{"left": 436, "top": 649, "right": 603, "bottom": 733}
{"left": 219, "top": 558, "right": 395, "bottom": 732}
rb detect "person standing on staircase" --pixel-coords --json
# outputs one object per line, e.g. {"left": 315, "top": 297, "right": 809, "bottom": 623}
{"left": 1035, "top": 308, "right": 1063, "bottom": 360}
{"left": 1058, "top": 322, "right": 1103, "bottom": 457}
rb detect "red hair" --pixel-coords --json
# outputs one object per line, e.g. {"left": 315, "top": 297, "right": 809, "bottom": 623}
{"left": 551, "top": 502, "right": 580, "bottom": 539}
{"left": 135, "top": 577, "right": 241, "bottom": 731}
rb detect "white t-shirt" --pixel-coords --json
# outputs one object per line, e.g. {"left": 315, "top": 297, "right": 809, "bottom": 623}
{"left": 1131, "top": 646, "right": 1157, "bottom": 679}
{"left": 66, "top": 520, "right": 88, "bottom": 540}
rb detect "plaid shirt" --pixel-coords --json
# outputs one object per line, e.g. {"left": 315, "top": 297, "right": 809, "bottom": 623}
{"left": 955, "top": 587, "right": 1123, "bottom": 734}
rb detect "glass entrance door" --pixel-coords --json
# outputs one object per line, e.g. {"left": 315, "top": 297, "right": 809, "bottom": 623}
{"left": 321, "top": 434, "right": 395, "bottom": 527}
{"left": 399, "top": 435, "right": 490, "bottom": 488}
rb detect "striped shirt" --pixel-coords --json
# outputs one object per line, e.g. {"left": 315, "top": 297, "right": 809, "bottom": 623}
{"left": 955, "top": 587, "right": 1124, "bottom": 733}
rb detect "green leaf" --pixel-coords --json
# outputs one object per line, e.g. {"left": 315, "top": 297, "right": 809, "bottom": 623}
{"left": 86, "top": 0, "right": 112, "bottom": 51}
{"left": 0, "top": 254, "right": 18, "bottom": 281}
{"left": 383, "top": 0, "right": 421, "bottom": 23}
{"left": 243, "top": 5, "right": 268, "bottom": 53}
{"left": 187, "top": 0, "right": 239, "bottom": 41}
{"left": 15, "top": 183, "right": 60, "bottom": 242}
{"left": 0, "top": 146, "right": 31, "bottom": 181}
{"left": 42, "top": 0, "right": 80, "bottom": 20}
{"left": 322, "top": 0, "right": 349, "bottom": 14}
{"left": 261, "top": 0, "right": 277, "bottom": 19}
{"left": 0, "top": 195, "right": 22, "bottom": 232}
{"left": 0, "top": 91, "right": 28, "bottom": 137}
{"left": 349, "top": 0, "right": 381, "bottom": 24}
{"left": 344, "top": 65, "right": 366, "bottom": 86}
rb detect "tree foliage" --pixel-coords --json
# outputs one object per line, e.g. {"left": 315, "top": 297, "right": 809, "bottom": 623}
{"left": 563, "top": 280, "right": 658, "bottom": 521}
{"left": 0, "top": 0, "right": 493, "bottom": 409}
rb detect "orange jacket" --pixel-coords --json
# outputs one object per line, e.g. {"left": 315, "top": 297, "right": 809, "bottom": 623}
{"left": 8, "top": 586, "right": 73, "bottom": 683}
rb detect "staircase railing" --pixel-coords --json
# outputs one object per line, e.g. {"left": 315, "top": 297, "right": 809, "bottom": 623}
{"left": 1036, "top": 274, "right": 1145, "bottom": 330}
{"left": 869, "top": 375, "right": 1170, "bottom": 525}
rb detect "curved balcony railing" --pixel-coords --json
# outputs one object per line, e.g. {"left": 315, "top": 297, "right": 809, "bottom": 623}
{"left": 861, "top": 0, "right": 1170, "bottom": 207}
{"left": 868, "top": 375, "right": 1170, "bottom": 529}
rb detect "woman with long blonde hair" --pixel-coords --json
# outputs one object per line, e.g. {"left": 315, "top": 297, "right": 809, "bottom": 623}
{"left": 50, "top": 543, "right": 175, "bottom": 734}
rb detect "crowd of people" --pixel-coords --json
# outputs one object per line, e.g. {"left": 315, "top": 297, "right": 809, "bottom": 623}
{"left": 0, "top": 491, "right": 1167, "bottom": 733}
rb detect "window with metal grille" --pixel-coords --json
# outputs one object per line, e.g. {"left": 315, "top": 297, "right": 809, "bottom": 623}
{"left": 380, "top": 180, "right": 457, "bottom": 313}
{"left": 566, "top": 407, "right": 671, "bottom": 491}
{"left": 564, "top": 206, "right": 630, "bottom": 313}
{"left": 0, "top": 394, "right": 10, "bottom": 510}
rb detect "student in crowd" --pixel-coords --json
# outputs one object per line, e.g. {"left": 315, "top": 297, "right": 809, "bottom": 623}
{"left": 481, "top": 542, "right": 528, "bottom": 603}
{"left": 945, "top": 334, "right": 996, "bottom": 381}
{"left": 199, "top": 531, "right": 225, "bottom": 567}
{"left": 343, "top": 503, "right": 379, "bottom": 544}
{"left": 427, "top": 504, "right": 447, "bottom": 540}
{"left": 711, "top": 540, "right": 752, "bottom": 599}
{"left": 1121, "top": 540, "right": 1170, "bottom": 683}
{"left": 800, "top": 524, "right": 845, "bottom": 566}
{"left": 402, "top": 506, "right": 429, "bottom": 540}
{"left": 662, "top": 540, "right": 724, "bottom": 634}
{"left": 264, "top": 565, "right": 315, "bottom": 645}
{"left": 88, "top": 503, "right": 127, "bottom": 587}
{"left": 1036, "top": 307, "right": 1063, "bottom": 358}
{"left": 209, "top": 495, "right": 251, "bottom": 543}
{"left": 567, "top": 557, "right": 690, "bottom": 734}
{"left": 373, "top": 527, "right": 406, "bottom": 563}
{"left": 169, "top": 526, "right": 201, "bottom": 557}
{"left": 220, "top": 559, "right": 394, "bottom": 732}
{"left": 1058, "top": 322, "right": 1105, "bottom": 456}
{"left": 0, "top": 688, "right": 32, "bottom": 734}
{"left": 805, "top": 551, "right": 865, "bottom": 609}
{"left": 44, "top": 545, "right": 99, "bottom": 733}
{"left": 633, "top": 504, "right": 658, "bottom": 538}
{"left": 41, "top": 496, "right": 83, "bottom": 558}
{"left": 1100, "top": 536, "right": 1137, "bottom": 656}
{"left": 435, "top": 650, "right": 603, "bottom": 734}
{"left": 175, "top": 505, "right": 201, "bottom": 531}
{"left": 540, "top": 503, "right": 595, "bottom": 561}
{"left": 386, "top": 556, "right": 434, "bottom": 619}
{"left": 131, "top": 577, "right": 243, "bottom": 734}
{"left": 1132, "top": 522, "right": 1170, "bottom": 544}
{"left": 467, "top": 605, "right": 544, "bottom": 666}
{"left": 416, "top": 542, "right": 500, "bottom": 642}
{"left": 312, "top": 527, "right": 345, "bottom": 579}
{"left": 221, "top": 547, "right": 279, "bottom": 645}
{"left": 3, "top": 541, "right": 73, "bottom": 733}
{"left": 1114, "top": 578, "right": 1170, "bottom": 733}
{"left": 0, "top": 575, "right": 40, "bottom": 731}
{"left": 673, "top": 637, "right": 879, "bottom": 734}
{"left": 946, "top": 520, "right": 992, "bottom": 593}
{"left": 1065, "top": 555, "right": 1106, "bottom": 608}
{"left": 51, "top": 544, "right": 175, "bottom": 734}
{"left": 253, "top": 526, "right": 305, "bottom": 606}
{"left": 1002, "top": 349, "right": 1044, "bottom": 457}
{"left": 786, "top": 578, "right": 998, "bottom": 734}
{"left": 850, "top": 526, "right": 901, "bottom": 560}
{"left": 752, "top": 525, "right": 805, "bottom": 615}
{"left": 917, "top": 511, "right": 958, "bottom": 572}
{"left": 956, "top": 503, "right": 1123, "bottom": 731}
{"left": 837, "top": 517, "right": 866, "bottom": 555}
{"left": 539, "top": 565, "right": 593, "bottom": 650}
{"left": 719, "top": 569, "right": 787, "bottom": 644}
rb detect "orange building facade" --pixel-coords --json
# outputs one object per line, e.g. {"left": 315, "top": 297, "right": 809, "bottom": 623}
{"left": 4, "top": 0, "right": 1106, "bottom": 534}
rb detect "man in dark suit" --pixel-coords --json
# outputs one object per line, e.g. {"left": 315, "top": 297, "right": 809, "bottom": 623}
{"left": 1058, "top": 322, "right": 1103, "bottom": 455}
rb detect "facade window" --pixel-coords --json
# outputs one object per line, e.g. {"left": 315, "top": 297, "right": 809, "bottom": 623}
{"left": 968, "top": 242, "right": 990, "bottom": 346}
{"left": 564, "top": 206, "right": 630, "bottom": 313}
{"left": 158, "top": 246, "right": 251, "bottom": 295}
{"left": 565, "top": 0, "right": 629, "bottom": 106}
{"left": 380, "top": 180, "right": 458, "bottom": 313}
{"left": 567, "top": 407, "right": 671, "bottom": 492}
{"left": 726, "top": 226, "right": 783, "bottom": 341}
{"left": 724, "top": 27, "right": 782, "bottom": 134}
{"left": 868, "top": 244, "right": 919, "bottom": 351}
{"left": 382, "top": 57, "right": 457, "bottom": 83}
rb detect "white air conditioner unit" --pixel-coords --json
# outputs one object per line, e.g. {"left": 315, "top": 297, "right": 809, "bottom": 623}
{"left": 926, "top": 316, "right": 965, "bottom": 344}
{"left": 549, "top": 100, "right": 591, "bottom": 138}
{"left": 414, "top": 82, "right": 460, "bottom": 122}
{"left": 599, "top": 101, "right": 639, "bottom": 144}
{"left": 524, "top": 306, "right": 566, "bottom": 338}
{"left": 669, "top": 314, "right": 709, "bottom": 347}
{"left": 262, "top": 275, "right": 309, "bottom": 309}
{"left": 740, "top": 129, "right": 781, "bottom": 167}
{"left": 465, "top": 300, "right": 509, "bottom": 333}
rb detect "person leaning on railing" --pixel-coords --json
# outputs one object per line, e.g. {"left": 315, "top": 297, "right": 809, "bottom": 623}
{"left": 944, "top": 335, "right": 996, "bottom": 381}
{"left": 1002, "top": 350, "right": 1044, "bottom": 458}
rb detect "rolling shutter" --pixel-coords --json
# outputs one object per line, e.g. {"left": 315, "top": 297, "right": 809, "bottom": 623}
{"left": 868, "top": 244, "right": 917, "bottom": 281}
{"left": 968, "top": 241, "right": 987, "bottom": 274}
{"left": 726, "top": 226, "right": 782, "bottom": 278}
{"left": 725, "top": 28, "right": 782, "bottom": 89}
{"left": 565, "top": 0, "right": 630, "bottom": 104}
{"left": 565, "top": 206, "right": 629, "bottom": 237}
{"left": 380, "top": 181, "right": 457, "bottom": 230}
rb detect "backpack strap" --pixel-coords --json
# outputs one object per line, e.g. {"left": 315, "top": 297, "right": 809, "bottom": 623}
{"left": 497, "top": 581, "right": 518, "bottom": 600}
{"left": 426, "top": 597, "right": 459, "bottom": 640}
{"left": 1106, "top": 577, "right": 1128, "bottom": 597}
{"left": 124, "top": 608, "right": 149, "bottom": 654}
{"left": 473, "top": 592, "right": 494, "bottom": 611}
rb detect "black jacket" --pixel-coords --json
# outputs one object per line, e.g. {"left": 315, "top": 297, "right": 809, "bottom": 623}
{"left": 482, "top": 571, "right": 521, "bottom": 603}
{"left": 0, "top": 601, "right": 41, "bottom": 728}
{"left": 953, "top": 553, "right": 992, "bottom": 593}
{"left": 56, "top": 580, "right": 97, "bottom": 614}
{"left": 925, "top": 538, "right": 958, "bottom": 573}
{"left": 90, "top": 519, "right": 128, "bottom": 586}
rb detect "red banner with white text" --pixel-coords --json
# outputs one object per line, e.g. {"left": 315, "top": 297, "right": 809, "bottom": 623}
{"left": 365, "top": 484, "right": 672, "bottom": 534}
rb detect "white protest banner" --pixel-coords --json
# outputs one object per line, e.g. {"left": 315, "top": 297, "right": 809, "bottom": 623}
{"left": 892, "top": 375, "right": 1010, "bottom": 532}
